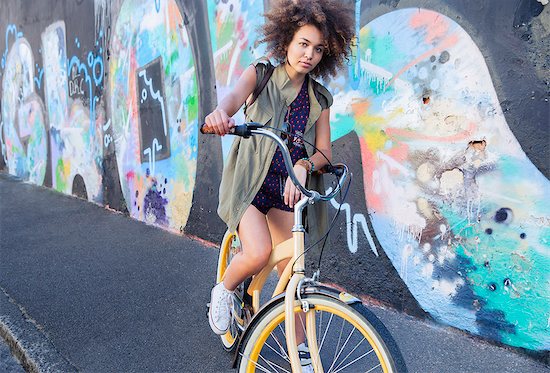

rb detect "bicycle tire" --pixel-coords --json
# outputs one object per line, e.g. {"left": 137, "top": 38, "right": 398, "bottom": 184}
{"left": 216, "top": 231, "right": 244, "bottom": 351}
{"left": 237, "top": 293, "right": 407, "bottom": 373}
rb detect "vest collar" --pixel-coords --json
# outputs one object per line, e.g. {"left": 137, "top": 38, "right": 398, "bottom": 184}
{"left": 272, "top": 63, "right": 322, "bottom": 133}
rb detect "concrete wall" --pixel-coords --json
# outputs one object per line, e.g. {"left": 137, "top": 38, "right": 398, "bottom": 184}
{"left": 1, "top": 0, "right": 548, "bottom": 353}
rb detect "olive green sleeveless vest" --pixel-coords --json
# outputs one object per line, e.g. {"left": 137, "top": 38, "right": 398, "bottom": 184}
{"left": 217, "top": 58, "right": 333, "bottom": 248}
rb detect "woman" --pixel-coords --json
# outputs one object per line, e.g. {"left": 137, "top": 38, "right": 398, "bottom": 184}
{"left": 205, "top": 0, "right": 354, "bottom": 368}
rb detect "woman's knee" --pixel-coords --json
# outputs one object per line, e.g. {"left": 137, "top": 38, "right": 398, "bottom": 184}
{"left": 242, "top": 244, "right": 271, "bottom": 270}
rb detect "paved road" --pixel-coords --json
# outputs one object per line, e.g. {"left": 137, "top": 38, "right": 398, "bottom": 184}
{"left": 0, "top": 172, "right": 548, "bottom": 372}
{"left": 0, "top": 336, "right": 24, "bottom": 373}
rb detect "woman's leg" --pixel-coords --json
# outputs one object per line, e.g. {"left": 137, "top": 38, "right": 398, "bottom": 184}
{"left": 209, "top": 204, "right": 272, "bottom": 335}
{"left": 222, "top": 204, "right": 272, "bottom": 291}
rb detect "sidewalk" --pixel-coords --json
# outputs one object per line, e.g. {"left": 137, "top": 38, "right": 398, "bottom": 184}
{"left": 0, "top": 172, "right": 548, "bottom": 373}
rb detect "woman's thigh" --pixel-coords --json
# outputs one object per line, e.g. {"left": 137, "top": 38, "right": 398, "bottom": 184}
{"left": 238, "top": 204, "right": 272, "bottom": 262}
{"left": 266, "top": 208, "right": 294, "bottom": 247}
{"left": 266, "top": 208, "right": 295, "bottom": 275}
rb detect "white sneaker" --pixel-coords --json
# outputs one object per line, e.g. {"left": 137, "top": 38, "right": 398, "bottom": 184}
{"left": 208, "top": 282, "right": 233, "bottom": 335}
{"left": 298, "top": 343, "right": 314, "bottom": 373}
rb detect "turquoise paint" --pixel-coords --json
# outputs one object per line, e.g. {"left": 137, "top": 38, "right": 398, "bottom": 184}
{"left": 331, "top": 113, "right": 355, "bottom": 142}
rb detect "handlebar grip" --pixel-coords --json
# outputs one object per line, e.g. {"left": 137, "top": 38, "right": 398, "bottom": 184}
{"left": 317, "top": 164, "right": 345, "bottom": 177}
{"left": 200, "top": 124, "right": 216, "bottom": 134}
{"left": 200, "top": 122, "right": 264, "bottom": 137}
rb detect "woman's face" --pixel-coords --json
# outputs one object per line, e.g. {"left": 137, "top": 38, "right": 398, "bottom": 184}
{"left": 285, "top": 24, "right": 325, "bottom": 76}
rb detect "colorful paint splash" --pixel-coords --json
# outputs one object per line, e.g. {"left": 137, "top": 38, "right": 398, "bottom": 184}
{"left": 41, "top": 21, "right": 103, "bottom": 201}
{"left": 110, "top": 0, "right": 198, "bottom": 231}
{"left": 1, "top": 38, "right": 47, "bottom": 185}
{"left": 327, "top": 8, "right": 550, "bottom": 350}
{"left": 207, "top": 0, "right": 266, "bottom": 159}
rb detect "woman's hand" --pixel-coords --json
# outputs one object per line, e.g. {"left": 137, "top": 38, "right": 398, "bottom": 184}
{"left": 284, "top": 164, "right": 308, "bottom": 208}
{"left": 204, "top": 108, "right": 235, "bottom": 136}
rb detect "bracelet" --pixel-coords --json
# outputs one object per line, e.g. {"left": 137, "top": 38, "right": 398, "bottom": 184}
{"left": 297, "top": 158, "right": 314, "bottom": 175}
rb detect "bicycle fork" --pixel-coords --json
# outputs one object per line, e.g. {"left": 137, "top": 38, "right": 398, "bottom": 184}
{"left": 285, "top": 195, "right": 323, "bottom": 373}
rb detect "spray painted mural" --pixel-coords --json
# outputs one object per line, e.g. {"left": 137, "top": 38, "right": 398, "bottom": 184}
{"left": 0, "top": 0, "right": 548, "bottom": 353}
{"left": 326, "top": 7, "right": 550, "bottom": 351}
{"left": 1, "top": 20, "right": 104, "bottom": 201}
{"left": 42, "top": 21, "right": 104, "bottom": 201}
{"left": 109, "top": 0, "right": 198, "bottom": 231}
{"left": 1, "top": 34, "right": 47, "bottom": 185}
{"left": 207, "top": 0, "right": 266, "bottom": 159}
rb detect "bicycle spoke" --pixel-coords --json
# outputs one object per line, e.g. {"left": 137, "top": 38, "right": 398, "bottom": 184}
{"left": 258, "top": 352, "right": 291, "bottom": 373}
{"left": 264, "top": 338, "right": 290, "bottom": 363}
{"left": 328, "top": 317, "right": 346, "bottom": 370}
{"left": 364, "top": 364, "right": 382, "bottom": 373}
{"left": 299, "top": 312, "right": 307, "bottom": 336}
{"left": 332, "top": 349, "right": 376, "bottom": 373}
{"left": 274, "top": 325, "right": 290, "bottom": 360}
{"left": 239, "top": 352, "right": 275, "bottom": 373}
{"left": 327, "top": 322, "right": 355, "bottom": 372}
{"left": 332, "top": 337, "right": 366, "bottom": 372}
{"left": 318, "top": 311, "right": 334, "bottom": 353}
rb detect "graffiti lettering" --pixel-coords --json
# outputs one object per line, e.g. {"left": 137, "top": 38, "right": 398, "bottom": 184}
{"left": 327, "top": 186, "right": 378, "bottom": 256}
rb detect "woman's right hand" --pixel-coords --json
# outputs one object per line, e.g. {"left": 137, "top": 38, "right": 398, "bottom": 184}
{"left": 204, "top": 108, "right": 235, "bottom": 136}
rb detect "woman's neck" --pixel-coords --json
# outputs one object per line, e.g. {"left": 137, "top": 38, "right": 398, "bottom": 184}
{"left": 284, "top": 61, "right": 306, "bottom": 90}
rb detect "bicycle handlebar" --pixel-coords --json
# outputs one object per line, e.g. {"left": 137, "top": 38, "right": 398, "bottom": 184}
{"left": 200, "top": 122, "right": 349, "bottom": 202}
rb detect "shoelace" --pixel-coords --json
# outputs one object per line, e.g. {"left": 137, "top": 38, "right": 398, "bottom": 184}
{"left": 214, "top": 290, "right": 232, "bottom": 321}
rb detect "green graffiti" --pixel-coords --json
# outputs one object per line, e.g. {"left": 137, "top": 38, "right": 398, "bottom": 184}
{"left": 186, "top": 93, "right": 198, "bottom": 121}
{"left": 55, "top": 158, "right": 67, "bottom": 192}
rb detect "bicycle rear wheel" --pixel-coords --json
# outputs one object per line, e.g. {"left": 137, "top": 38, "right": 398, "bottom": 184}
{"left": 217, "top": 231, "right": 247, "bottom": 351}
{"left": 238, "top": 293, "right": 406, "bottom": 373}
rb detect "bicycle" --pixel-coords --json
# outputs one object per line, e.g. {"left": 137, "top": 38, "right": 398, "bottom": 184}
{"left": 203, "top": 122, "right": 407, "bottom": 373}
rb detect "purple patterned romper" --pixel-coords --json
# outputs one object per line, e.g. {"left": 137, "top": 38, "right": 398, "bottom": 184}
{"left": 251, "top": 78, "right": 310, "bottom": 214}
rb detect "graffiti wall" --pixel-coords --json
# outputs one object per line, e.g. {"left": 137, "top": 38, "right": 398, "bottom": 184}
{"left": 0, "top": 0, "right": 548, "bottom": 353}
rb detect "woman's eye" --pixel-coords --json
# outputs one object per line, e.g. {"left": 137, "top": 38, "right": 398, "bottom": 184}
{"left": 316, "top": 47, "right": 324, "bottom": 53}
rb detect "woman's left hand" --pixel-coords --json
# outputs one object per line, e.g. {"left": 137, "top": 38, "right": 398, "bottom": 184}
{"left": 284, "top": 164, "right": 308, "bottom": 208}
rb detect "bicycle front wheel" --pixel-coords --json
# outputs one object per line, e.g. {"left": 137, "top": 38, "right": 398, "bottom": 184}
{"left": 238, "top": 293, "right": 406, "bottom": 373}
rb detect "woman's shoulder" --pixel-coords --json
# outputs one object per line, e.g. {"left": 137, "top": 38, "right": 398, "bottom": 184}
{"left": 251, "top": 56, "right": 272, "bottom": 69}
{"left": 309, "top": 77, "right": 333, "bottom": 109}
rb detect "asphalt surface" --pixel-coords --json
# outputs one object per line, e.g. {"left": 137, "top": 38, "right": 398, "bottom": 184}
{"left": 0, "top": 172, "right": 548, "bottom": 373}
{"left": 0, "top": 336, "right": 24, "bottom": 373}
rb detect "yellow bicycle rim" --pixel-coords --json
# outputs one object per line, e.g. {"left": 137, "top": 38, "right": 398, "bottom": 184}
{"left": 245, "top": 300, "right": 391, "bottom": 373}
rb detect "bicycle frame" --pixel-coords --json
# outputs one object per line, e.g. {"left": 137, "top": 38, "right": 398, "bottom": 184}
{"left": 239, "top": 126, "right": 347, "bottom": 372}
{"left": 241, "top": 194, "right": 318, "bottom": 372}
{"left": 207, "top": 123, "right": 398, "bottom": 372}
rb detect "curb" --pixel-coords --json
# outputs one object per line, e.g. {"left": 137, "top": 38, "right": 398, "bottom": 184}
{"left": 0, "top": 286, "right": 78, "bottom": 372}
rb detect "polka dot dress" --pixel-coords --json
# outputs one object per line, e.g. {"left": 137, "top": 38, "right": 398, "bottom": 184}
{"left": 252, "top": 77, "right": 310, "bottom": 214}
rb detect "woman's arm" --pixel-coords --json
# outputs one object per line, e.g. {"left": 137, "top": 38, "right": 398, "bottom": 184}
{"left": 204, "top": 64, "right": 257, "bottom": 136}
{"left": 309, "top": 108, "right": 332, "bottom": 170}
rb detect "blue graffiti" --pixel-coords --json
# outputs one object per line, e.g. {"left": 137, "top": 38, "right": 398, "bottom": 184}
{"left": 1, "top": 24, "right": 23, "bottom": 69}
{"left": 87, "top": 51, "right": 104, "bottom": 87}
{"left": 34, "top": 65, "right": 44, "bottom": 89}
{"left": 67, "top": 53, "right": 102, "bottom": 138}
{"left": 155, "top": 0, "right": 161, "bottom": 13}
{"left": 348, "top": 0, "right": 361, "bottom": 90}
